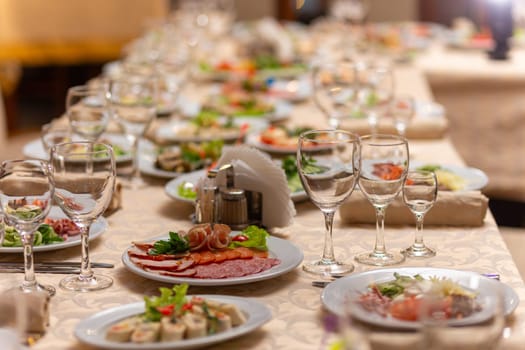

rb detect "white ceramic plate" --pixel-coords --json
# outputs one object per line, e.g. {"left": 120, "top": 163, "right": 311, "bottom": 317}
{"left": 321, "top": 267, "right": 519, "bottom": 330}
{"left": 155, "top": 120, "right": 243, "bottom": 143}
{"left": 0, "top": 206, "right": 107, "bottom": 253}
{"left": 182, "top": 100, "right": 293, "bottom": 124}
{"left": 164, "top": 169, "right": 206, "bottom": 203}
{"left": 22, "top": 133, "right": 133, "bottom": 163}
{"left": 75, "top": 295, "right": 272, "bottom": 350}
{"left": 245, "top": 133, "right": 333, "bottom": 155}
{"left": 164, "top": 169, "right": 307, "bottom": 203}
{"left": 122, "top": 236, "right": 303, "bottom": 286}
{"left": 410, "top": 162, "right": 489, "bottom": 191}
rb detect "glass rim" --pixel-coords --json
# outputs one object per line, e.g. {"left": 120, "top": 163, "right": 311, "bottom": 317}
{"left": 299, "top": 129, "right": 360, "bottom": 142}
{"left": 50, "top": 141, "right": 114, "bottom": 156}
{"left": 67, "top": 84, "right": 106, "bottom": 95}
{"left": 360, "top": 133, "right": 407, "bottom": 146}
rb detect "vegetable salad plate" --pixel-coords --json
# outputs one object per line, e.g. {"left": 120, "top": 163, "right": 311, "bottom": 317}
{"left": 23, "top": 133, "right": 134, "bottom": 163}
{"left": 321, "top": 267, "right": 519, "bottom": 330}
{"left": 75, "top": 294, "right": 271, "bottom": 350}
{"left": 122, "top": 235, "right": 303, "bottom": 286}
{"left": 0, "top": 206, "right": 107, "bottom": 253}
{"left": 410, "top": 162, "right": 489, "bottom": 191}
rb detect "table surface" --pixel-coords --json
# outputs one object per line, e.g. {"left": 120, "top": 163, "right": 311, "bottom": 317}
{"left": 2, "top": 65, "right": 525, "bottom": 350}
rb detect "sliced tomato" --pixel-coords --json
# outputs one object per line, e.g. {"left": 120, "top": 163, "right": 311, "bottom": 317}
{"left": 156, "top": 304, "right": 175, "bottom": 316}
{"left": 232, "top": 234, "right": 249, "bottom": 242}
{"left": 389, "top": 296, "right": 422, "bottom": 321}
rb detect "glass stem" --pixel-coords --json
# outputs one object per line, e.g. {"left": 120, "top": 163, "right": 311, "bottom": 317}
{"left": 321, "top": 210, "right": 336, "bottom": 263}
{"left": 21, "top": 232, "right": 37, "bottom": 290}
{"left": 413, "top": 213, "right": 425, "bottom": 248}
{"left": 79, "top": 224, "right": 94, "bottom": 281}
{"left": 130, "top": 135, "right": 140, "bottom": 179}
{"left": 373, "top": 206, "right": 387, "bottom": 255}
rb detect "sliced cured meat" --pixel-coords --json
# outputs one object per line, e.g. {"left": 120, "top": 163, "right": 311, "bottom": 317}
{"left": 145, "top": 267, "right": 197, "bottom": 277}
{"left": 234, "top": 247, "right": 254, "bottom": 259}
{"left": 130, "top": 257, "right": 195, "bottom": 272}
{"left": 198, "top": 251, "right": 217, "bottom": 264}
{"left": 131, "top": 242, "right": 154, "bottom": 251}
{"left": 223, "top": 249, "right": 242, "bottom": 260}
{"left": 185, "top": 226, "right": 208, "bottom": 251}
{"left": 128, "top": 247, "right": 188, "bottom": 261}
{"left": 193, "top": 257, "right": 281, "bottom": 279}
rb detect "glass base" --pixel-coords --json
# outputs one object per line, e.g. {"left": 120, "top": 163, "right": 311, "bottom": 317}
{"left": 402, "top": 245, "right": 436, "bottom": 258}
{"left": 302, "top": 259, "right": 354, "bottom": 277}
{"left": 354, "top": 250, "right": 405, "bottom": 266}
{"left": 59, "top": 274, "right": 113, "bottom": 292}
{"left": 19, "top": 283, "right": 55, "bottom": 297}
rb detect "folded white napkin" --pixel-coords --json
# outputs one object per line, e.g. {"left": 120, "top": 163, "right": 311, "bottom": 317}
{"left": 216, "top": 145, "right": 295, "bottom": 228}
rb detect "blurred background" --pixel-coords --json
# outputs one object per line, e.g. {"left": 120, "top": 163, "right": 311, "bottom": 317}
{"left": 1, "top": 0, "right": 524, "bottom": 230}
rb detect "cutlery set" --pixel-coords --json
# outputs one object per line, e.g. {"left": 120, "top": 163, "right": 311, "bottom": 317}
{"left": 0, "top": 262, "right": 114, "bottom": 274}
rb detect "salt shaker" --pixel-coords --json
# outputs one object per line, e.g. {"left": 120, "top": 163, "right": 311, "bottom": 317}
{"left": 218, "top": 187, "right": 248, "bottom": 230}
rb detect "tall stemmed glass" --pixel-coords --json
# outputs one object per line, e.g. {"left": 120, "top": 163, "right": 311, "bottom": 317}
{"left": 66, "top": 85, "right": 110, "bottom": 142}
{"left": 108, "top": 76, "right": 157, "bottom": 188}
{"left": 402, "top": 170, "right": 437, "bottom": 258}
{"left": 49, "top": 142, "right": 116, "bottom": 291}
{"left": 0, "top": 160, "right": 55, "bottom": 296}
{"left": 356, "top": 63, "right": 395, "bottom": 135}
{"left": 390, "top": 94, "right": 415, "bottom": 138}
{"left": 355, "top": 134, "right": 408, "bottom": 266}
{"left": 297, "top": 130, "right": 361, "bottom": 276}
{"left": 312, "top": 60, "right": 359, "bottom": 129}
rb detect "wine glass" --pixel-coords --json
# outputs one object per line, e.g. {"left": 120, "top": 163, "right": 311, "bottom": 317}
{"left": 40, "top": 122, "right": 72, "bottom": 154}
{"left": 312, "top": 60, "right": 359, "bottom": 129}
{"left": 297, "top": 129, "right": 361, "bottom": 276}
{"left": 108, "top": 75, "right": 157, "bottom": 188}
{"left": 49, "top": 142, "right": 116, "bottom": 292}
{"left": 355, "top": 134, "right": 408, "bottom": 266}
{"left": 66, "top": 85, "right": 110, "bottom": 142}
{"left": 402, "top": 170, "right": 437, "bottom": 258}
{"left": 390, "top": 94, "right": 415, "bottom": 138}
{"left": 0, "top": 160, "right": 55, "bottom": 296}
{"left": 356, "top": 63, "right": 395, "bottom": 135}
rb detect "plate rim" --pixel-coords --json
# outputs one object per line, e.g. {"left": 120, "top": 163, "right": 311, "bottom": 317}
{"left": 74, "top": 294, "right": 272, "bottom": 350}
{"left": 121, "top": 235, "right": 303, "bottom": 286}
{"left": 22, "top": 133, "right": 134, "bottom": 163}
{"left": 409, "top": 161, "right": 489, "bottom": 191}
{"left": 321, "top": 267, "right": 519, "bottom": 330}
{"left": 0, "top": 206, "right": 108, "bottom": 253}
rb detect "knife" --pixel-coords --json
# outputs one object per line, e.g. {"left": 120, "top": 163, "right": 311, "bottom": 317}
{"left": 0, "top": 267, "right": 81, "bottom": 274}
{"left": 0, "top": 261, "right": 114, "bottom": 269}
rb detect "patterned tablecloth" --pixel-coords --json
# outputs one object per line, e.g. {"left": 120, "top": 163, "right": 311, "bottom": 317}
{"left": 1, "top": 67, "right": 524, "bottom": 350}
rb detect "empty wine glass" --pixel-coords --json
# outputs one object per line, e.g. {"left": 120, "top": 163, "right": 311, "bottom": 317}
{"left": 356, "top": 63, "right": 395, "bottom": 135}
{"left": 0, "top": 160, "right": 55, "bottom": 296}
{"left": 390, "top": 94, "right": 415, "bottom": 138}
{"left": 40, "top": 122, "right": 71, "bottom": 154}
{"left": 297, "top": 129, "right": 361, "bottom": 276}
{"left": 355, "top": 134, "right": 408, "bottom": 266}
{"left": 49, "top": 142, "right": 116, "bottom": 291}
{"left": 312, "top": 60, "right": 359, "bottom": 129}
{"left": 66, "top": 85, "right": 110, "bottom": 142}
{"left": 108, "top": 76, "right": 157, "bottom": 188}
{"left": 402, "top": 170, "right": 437, "bottom": 258}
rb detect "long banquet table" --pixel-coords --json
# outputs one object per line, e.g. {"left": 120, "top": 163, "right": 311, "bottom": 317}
{"left": 2, "top": 65, "right": 525, "bottom": 350}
